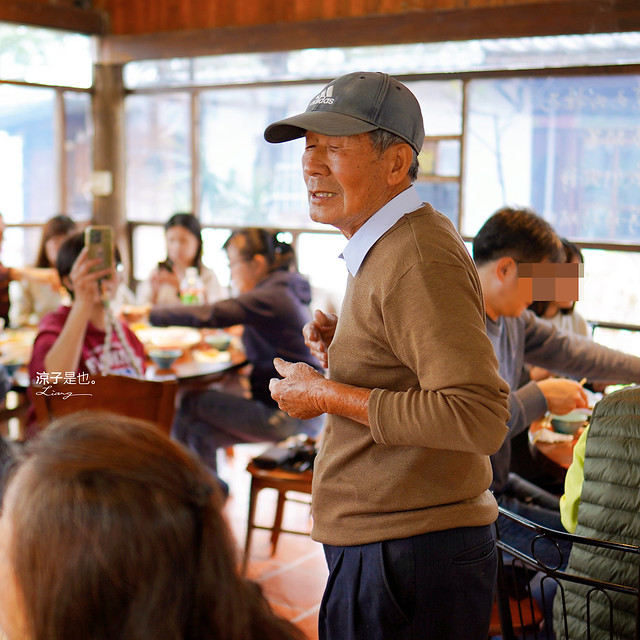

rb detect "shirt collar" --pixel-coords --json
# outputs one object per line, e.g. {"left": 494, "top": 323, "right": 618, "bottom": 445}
{"left": 342, "top": 185, "right": 423, "bottom": 276}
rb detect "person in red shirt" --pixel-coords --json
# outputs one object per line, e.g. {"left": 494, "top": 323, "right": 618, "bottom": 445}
{"left": 29, "top": 232, "right": 145, "bottom": 384}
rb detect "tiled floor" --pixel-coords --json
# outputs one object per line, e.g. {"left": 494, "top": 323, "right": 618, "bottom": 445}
{"left": 221, "top": 445, "right": 326, "bottom": 640}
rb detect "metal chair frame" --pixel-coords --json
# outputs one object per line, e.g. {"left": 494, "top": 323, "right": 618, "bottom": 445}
{"left": 495, "top": 506, "right": 640, "bottom": 639}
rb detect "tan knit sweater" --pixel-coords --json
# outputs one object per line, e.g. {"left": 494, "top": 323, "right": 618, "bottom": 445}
{"left": 311, "top": 204, "right": 509, "bottom": 546}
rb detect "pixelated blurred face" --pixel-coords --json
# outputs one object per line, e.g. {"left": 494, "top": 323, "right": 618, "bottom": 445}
{"left": 0, "top": 481, "right": 28, "bottom": 640}
{"left": 166, "top": 226, "right": 199, "bottom": 269}
{"left": 518, "top": 262, "right": 583, "bottom": 304}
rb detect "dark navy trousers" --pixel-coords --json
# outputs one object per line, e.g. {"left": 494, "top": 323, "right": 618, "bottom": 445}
{"left": 319, "top": 524, "right": 497, "bottom": 640}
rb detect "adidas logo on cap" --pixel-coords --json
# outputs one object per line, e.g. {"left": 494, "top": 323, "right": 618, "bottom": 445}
{"left": 310, "top": 85, "right": 334, "bottom": 106}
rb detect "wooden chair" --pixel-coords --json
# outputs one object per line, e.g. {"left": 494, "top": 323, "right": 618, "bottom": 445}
{"left": 493, "top": 506, "right": 640, "bottom": 639}
{"left": 242, "top": 460, "right": 313, "bottom": 574}
{"left": 31, "top": 374, "right": 177, "bottom": 434}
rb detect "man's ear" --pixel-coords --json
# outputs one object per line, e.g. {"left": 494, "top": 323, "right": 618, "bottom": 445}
{"left": 387, "top": 143, "right": 414, "bottom": 186}
{"left": 495, "top": 256, "right": 516, "bottom": 283}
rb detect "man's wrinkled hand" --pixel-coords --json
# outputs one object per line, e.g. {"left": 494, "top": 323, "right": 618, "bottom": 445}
{"left": 302, "top": 310, "right": 337, "bottom": 369}
{"left": 269, "top": 357, "right": 326, "bottom": 419}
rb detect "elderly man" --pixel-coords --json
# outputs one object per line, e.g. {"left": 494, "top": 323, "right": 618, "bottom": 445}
{"left": 265, "top": 71, "right": 510, "bottom": 640}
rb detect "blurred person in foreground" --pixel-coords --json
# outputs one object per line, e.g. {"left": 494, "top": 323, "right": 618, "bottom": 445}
{"left": 0, "top": 411, "right": 305, "bottom": 640}
{"left": 265, "top": 71, "right": 510, "bottom": 639}
{"left": 150, "top": 228, "right": 323, "bottom": 484}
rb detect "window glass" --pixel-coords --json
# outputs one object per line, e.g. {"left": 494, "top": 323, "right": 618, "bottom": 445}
{"left": 132, "top": 226, "right": 166, "bottom": 284}
{"left": 124, "top": 33, "right": 640, "bottom": 89}
{"left": 201, "top": 227, "right": 232, "bottom": 292}
{"left": 64, "top": 91, "right": 92, "bottom": 219}
{"left": 125, "top": 93, "right": 192, "bottom": 222}
{"left": 0, "top": 24, "right": 92, "bottom": 88}
{"left": 463, "top": 75, "right": 640, "bottom": 242}
{"left": 297, "top": 232, "right": 348, "bottom": 314}
{"left": 409, "top": 81, "right": 462, "bottom": 136}
{"left": 199, "top": 83, "right": 322, "bottom": 229}
{"left": 0, "top": 84, "right": 56, "bottom": 224}
{"left": 578, "top": 249, "right": 640, "bottom": 329}
{"left": 414, "top": 182, "right": 459, "bottom": 227}
{"left": 1, "top": 227, "right": 29, "bottom": 270}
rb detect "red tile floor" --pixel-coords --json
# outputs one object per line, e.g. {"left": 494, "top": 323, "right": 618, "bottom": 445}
{"left": 221, "top": 445, "right": 326, "bottom": 640}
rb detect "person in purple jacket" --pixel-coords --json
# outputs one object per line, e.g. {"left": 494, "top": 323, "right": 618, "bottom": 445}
{"left": 150, "top": 228, "right": 324, "bottom": 486}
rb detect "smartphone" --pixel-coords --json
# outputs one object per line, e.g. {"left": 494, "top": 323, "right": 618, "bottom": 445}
{"left": 84, "top": 226, "right": 114, "bottom": 275}
{"left": 158, "top": 258, "right": 174, "bottom": 272}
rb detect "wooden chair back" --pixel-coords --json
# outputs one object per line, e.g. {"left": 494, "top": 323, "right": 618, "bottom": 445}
{"left": 31, "top": 374, "right": 177, "bottom": 434}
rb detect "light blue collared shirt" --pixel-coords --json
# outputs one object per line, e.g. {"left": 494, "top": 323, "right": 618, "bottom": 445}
{"left": 341, "top": 185, "right": 423, "bottom": 276}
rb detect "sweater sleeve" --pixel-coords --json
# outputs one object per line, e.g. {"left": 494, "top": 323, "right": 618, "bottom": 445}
{"left": 368, "top": 260, "right": 510, "bottom": 456}
{"left": 523, "top": 311, "right": 640, "bottom": 383}
{"left": 560, "top": 424, "right": 589, "bottom": 533}
{"left": 150, "top": 290, "right": 266, "bottom": 329}
{"left": 508, "top": 380, "right": 549, "bottom": 440}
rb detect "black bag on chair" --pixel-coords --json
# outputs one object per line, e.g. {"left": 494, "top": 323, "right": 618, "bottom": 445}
{"left": 252, "top": 438, "right": 317, "bottom": 473}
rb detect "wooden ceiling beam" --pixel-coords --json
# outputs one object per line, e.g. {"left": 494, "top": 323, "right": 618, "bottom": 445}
{"left": 99, "top": 0, "right": 640, "bottom": 64}
{"left": 0, "top": 0, "right": 107, "bottom": 35}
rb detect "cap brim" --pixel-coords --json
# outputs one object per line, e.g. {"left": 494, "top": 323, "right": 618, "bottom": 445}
{"left": 264, "top": 111, "right": 378, "bottom": 143}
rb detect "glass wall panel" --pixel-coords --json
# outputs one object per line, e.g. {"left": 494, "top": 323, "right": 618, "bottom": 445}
{"left": 0, "top": 24, "right": 92, "bottom": 88}
{"left": 201, "top": 227, "right": 232, "bottom": 293}
{"left": 578, "top": 248, "right": 640, "bottom": 334}
{"left": 132, "top": 226, "right": 166, "bottom": 284}
{"left": 463, "top": 75, "right": 640, "bottom": 241}
{"left": 199, "top": 83, "right": 322, "bottom": 229}
{"left": 64, "top": 91, "right": 92, "bottom": 219}
{"left": 0, "top": 84, "right": 56, "bottom": 224}
{"left": 124, "top": 33, "right": 640, "bottom": 90}
{"left": 297, "top": 232, "right": 348, "bottom": 314}
{"left": 410, "top": 80, "right": 463, "bottom": 137}
{"left": 126, "top": 93, "right": 191, "bottom": 222}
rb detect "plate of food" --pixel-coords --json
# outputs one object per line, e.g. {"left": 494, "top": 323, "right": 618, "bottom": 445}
{"left": 191, "top": 348, "right": 231, "bottom": 364}
{"left": 134, "top": 326, "right": 201, "bottom": 350}
{"left": 0, "top": 327, "right": 37, "bottom": 368}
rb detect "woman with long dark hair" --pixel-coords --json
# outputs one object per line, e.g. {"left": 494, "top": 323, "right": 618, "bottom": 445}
{"left": 9, "top": 214, "right": 76, "bottom": 327}
{"left": 137, "top": 212, "right": 223, "bottom": 305}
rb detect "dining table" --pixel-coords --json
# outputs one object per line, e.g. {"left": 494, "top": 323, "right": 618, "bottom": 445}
{"left": 528, "top": 416, "right": 583, "bottom": 479}
{"left": 0, "top": 323, "right": 249, "bottom": 436}
{"left": 132, "top": 324, "right": 249, "bottom": 387}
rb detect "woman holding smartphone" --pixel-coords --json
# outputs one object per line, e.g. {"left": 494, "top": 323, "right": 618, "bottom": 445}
{"left": 29, "top": 232, "right": 145, "bottom": 383}
{"left": 137, "top": 212, "right": 223, "bottom": 305}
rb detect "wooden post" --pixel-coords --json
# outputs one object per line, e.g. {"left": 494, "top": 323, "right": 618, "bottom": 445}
{"left": 91, "top": 62, "right": 131, "bottom": 274}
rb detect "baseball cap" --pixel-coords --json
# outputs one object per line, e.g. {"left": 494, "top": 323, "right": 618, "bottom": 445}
{"left": 264, "top": 71, "right": 425, "bottom": 154}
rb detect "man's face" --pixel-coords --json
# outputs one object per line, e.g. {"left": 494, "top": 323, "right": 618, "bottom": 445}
{"left": 302, "top": 132, "right": 397, "bottom": 238}
{"left": 500, "top": 259, "right": 582, "bottom": 318}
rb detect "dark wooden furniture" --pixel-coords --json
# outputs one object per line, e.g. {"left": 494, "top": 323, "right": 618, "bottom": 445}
{"left": 242, "top": 461, "right": 313, "bottom": 574}
{"left": 31, "top": 374, "right": 177, "bottom": 434}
